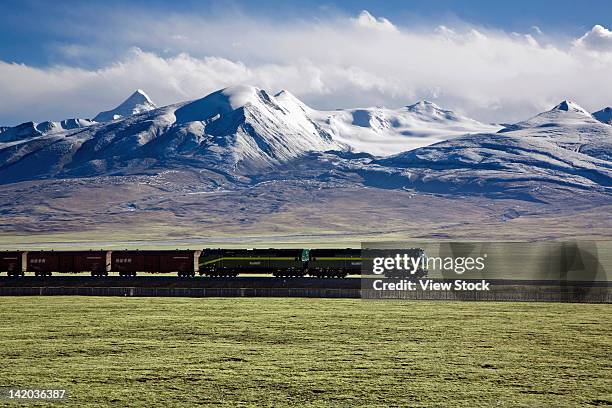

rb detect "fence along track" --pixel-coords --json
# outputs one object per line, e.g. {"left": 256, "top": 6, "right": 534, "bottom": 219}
{"left": 0, "top": 285, "right": 610, "bottom": 303}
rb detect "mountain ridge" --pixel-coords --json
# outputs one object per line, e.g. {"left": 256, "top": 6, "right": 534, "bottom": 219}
{"left": 371, "top": 100, "right": 612, "bottom": 200}
{"left": 0, "top": 86, "right": 610, "bottom": 204}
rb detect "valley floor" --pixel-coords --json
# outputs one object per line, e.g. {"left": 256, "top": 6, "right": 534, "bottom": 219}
{"left": 1, "top": 177, "right": 611, "bottom": 249}
{"left": 1, "top": 297, "right": 610, "bottom": 407}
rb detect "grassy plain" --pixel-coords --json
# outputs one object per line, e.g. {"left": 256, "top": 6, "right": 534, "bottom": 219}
{"left": 0, "top": 297, "right": 610, "bottom": 407}
{"left": 1, "top": 180, "right": 611, "bottom": 251}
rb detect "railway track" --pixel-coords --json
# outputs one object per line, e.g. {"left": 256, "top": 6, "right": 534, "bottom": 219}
{"left": 0, "top": 276, "right": 362, "bottom": 289}
{"left": 0, "top": 277, "right": 609, "bottom": 302}
{"left": 0, "top": 276, "right": 609, "bottom": 289}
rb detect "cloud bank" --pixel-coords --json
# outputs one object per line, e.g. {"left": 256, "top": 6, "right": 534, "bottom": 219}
{"left": 574, "top": 25, "right": 612, "bottom": 51}
{"left": 1, "top": 10, "right": 611, "bottom": 125}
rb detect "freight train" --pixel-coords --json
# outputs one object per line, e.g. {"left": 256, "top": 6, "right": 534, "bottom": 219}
{"left": 0, "top": 248, "right": 427, "bottom": 279}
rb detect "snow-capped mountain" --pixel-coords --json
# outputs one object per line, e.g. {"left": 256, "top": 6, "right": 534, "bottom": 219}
{"left": 0, "top": 86, "right": 342, "bottom": 182}
{"left": 373, "top": 100, "right": 612, "bottom": 199}
{"left": 0, "top": 85, "right": 499, "bottom": 183}
{"left": 498, "top": 100, "right": 611, "bottom": 161}
{"left": 0, "top": 88, "right": 610, "bottom": 203}
{"left": 593, "top": 107, "right": 612, "bottom": 125}
{"left": 307, "top": 99, "right": 500, "bottom": 156}
{"left": 0, "top": 119, "right": 95, "bottom": 143}
{"left": 0, "top": 89, "right": 160, "bottom": 144}
{"left": 268, "top": 89, "right": 499, "bottom": 155}
{"left": 93, "top": 89, "right": 157, "bottom": 122}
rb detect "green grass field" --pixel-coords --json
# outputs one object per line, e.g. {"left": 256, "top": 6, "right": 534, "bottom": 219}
{"left": 1, "top": 297, "right": 610, "bottom": 407}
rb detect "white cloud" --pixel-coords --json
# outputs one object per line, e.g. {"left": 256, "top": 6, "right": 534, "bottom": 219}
{"left": 574, "top": 24, "right": 612, "bottom": 51}
{"left": 0, "top": 12, "right": 611, "bottom": 125}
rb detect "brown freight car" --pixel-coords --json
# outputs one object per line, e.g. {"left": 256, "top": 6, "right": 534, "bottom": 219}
{"left": 111, "top": 250, "right": 201, "bottom": 277}
{"left": 0, "top": 251, "right": 26, "bottom": 276}
{"left": 26, "top": 251, "right": 110, "bottom": 276}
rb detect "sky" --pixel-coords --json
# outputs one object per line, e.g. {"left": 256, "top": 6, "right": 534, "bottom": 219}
{"left": 0, "top": 0, "right": 611, "bottom": 125}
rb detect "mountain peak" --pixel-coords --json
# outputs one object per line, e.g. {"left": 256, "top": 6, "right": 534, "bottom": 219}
{"left": 93, "top": 89, "right": 157, "bottom": 122}
{"left": 499, "top": 100, "right": 598, "bottom": 133}
{"left": 174, "top": 85, "right": 278, "bottom": 124}
{"left": 592, "top": 107, "right": 612, "bottom": 124}
{"left": 404, "top": 100, "right": 461, "bottom": 122}
{"left": 128, "top": 89, "right": 153, "bottom": 104}
{"left": 406, "top": 100, "right": 443, "bottom": 111}
{"left": 220, "top": 85, "right": 265, "bottom": 110}
{"left": 551, "top": 100, "right": 591, "bottom": 116}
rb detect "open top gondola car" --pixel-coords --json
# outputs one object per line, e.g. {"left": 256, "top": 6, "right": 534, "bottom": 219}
{"left": 200, "top": 248, "right": 307, "bottom": 277}
{"left": 26, "top": 251, "right": 109, "bottom": 276}
{"left": 307, "top": 248, "right": 362, "bottom": 278}
{"left": 0, "top": 251, "right": 26, "bottom": 276}
{"left": 111, "top": 250, "right": 201, "bottom": 277}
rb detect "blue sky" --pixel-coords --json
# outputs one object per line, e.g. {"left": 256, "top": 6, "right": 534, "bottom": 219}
{"left": 1, "top": 0, "right": 611, "bottom": 125}
{"left": 1, "top": 0, "right": 610, "bottom": 67}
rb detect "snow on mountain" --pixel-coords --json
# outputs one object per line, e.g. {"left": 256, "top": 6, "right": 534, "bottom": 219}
{"left": 0, "top": 86, "right": 341, "bottom": 183}
{"left": 93, "top": 89, "right": 157, "bottom": 122}
{"left": 552, "top": 100, "right": 592, "bottom": 116}
{"left": 373, "top": 100, "right": 612, "bottom": 199}
{"left": 1, "top": 89, "right": 158, "bottom": 145}
{"left": 1, "top": 88, "right": 610, "bottom": 203}
{"left": 593, "top": 107, "right": 612, "bottom": 124}
{"left": 500, "top": 100, "right": 593, "bottom": 132}
{"left": 2, "top": 85, "right": 498, "bottom": 183}
{"left": 0, "top": 119, "right": 95, "bottom": 144}
{"left": 306, "top": 99, "right": 500, "bottom": 156}
{"left": 171, "top": 85, "right": 340, "bottom": 170}
{"left": 498, "top": 100, "right": 611, "bottom": 161}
